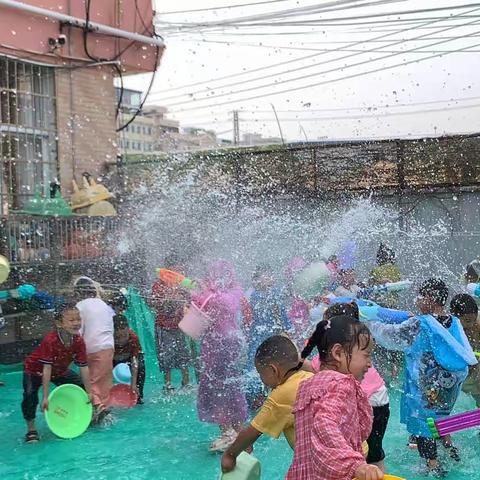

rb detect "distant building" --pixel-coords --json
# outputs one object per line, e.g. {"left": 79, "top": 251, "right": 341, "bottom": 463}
{"left": 241, "top": 133, "right": 282, "bottom": 146}
{"left": 117, "top": 90, "right": 220, "bottom": 153}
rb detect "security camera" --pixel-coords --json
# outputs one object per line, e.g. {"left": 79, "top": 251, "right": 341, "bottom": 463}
{"left": 48, "top": 35, "right": 67, "bottom": 48}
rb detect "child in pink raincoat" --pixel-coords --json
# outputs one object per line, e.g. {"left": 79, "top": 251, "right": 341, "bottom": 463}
{"left": 193, "top": 260, "right": 248, "bottom": 452}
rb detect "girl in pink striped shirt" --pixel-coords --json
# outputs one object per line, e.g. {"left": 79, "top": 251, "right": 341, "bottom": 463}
{"left": 287, "top": 315, "right": 383, "bottom": 480}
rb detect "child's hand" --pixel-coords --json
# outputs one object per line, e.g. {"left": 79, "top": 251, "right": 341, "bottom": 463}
{"left": 354, "top": 464, "right": 383, "bottom": 480}
{"left": 41, "top": 398, "right": 49, "bottom": 412}
{"left": 221, "top": 452, "right": 236, "bottom": 473}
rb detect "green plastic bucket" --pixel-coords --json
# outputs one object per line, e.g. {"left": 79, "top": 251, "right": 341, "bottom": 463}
{"left": 44, "top": 384, "right": 92, "bottom": 439}
{"left": 219, "top": 452, "right": 261, "bottom": 480}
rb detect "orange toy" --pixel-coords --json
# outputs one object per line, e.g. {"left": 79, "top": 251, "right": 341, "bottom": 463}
{"left": 157, "top": 268, "right": 186, "bottom": 285}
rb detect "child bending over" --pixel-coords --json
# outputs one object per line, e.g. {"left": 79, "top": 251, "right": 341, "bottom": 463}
{"left": 22, "top": 302, "right": 92, "bottom": 442}
{"left": 287, "top": 315, "right": 382, "bottom": 480}
{"left": 221, "top": 335, "right": 312, "bottom": 472}
{"left": 450, "top": 294, "right": 480, "bottom": 408}
{"left": 113, "top": 314, "right": 145, "bottom": 404}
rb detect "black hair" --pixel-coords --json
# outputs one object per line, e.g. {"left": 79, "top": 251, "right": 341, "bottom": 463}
{"left": 466, "top": 261, "right": 480, "bottom": 281}
{"left": 376, "top": 243, "right": 396, "bottom": 266}
{"left": 109, "top": 292, "right": 128, "bottom": 311}
{"left": 252, "top": 263, "right": 272, "bottom": 280}
{"left": 54, "top": 300, "right": 79, "bottom": 323}
{"left": 300, "top": 315, "right": 371, "bottom": 366}
{"left": 74, "top": 278, "right": 97, "bottom": 298}
{"left": 450, "top": 294, "right": 478, "bottom": 317}
{"left": 113, "top": 313, "right": 129, "bottom": 331}
{"left": 255, "top": 335, "right": 299, "bottom": 367}
{"left": 164, "top": 253, "right": 183, "bottom": 270}
{"left": 338, "top": 268, "right": 355, "bottom": 275}
{"left": 418, "top": 278, "right": 449, "bottom": 307}
{"left": 324, "top": 302, "right": 359, "bottom": 321}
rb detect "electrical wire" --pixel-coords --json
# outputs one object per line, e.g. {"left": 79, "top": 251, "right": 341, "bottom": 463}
{"left": 168, "top": 36, "right": 480, "bottom": 113}
{"left": 234, "top": 103, "right": 480, "bottom": 121}
{"left": 158, "top": 0, "right": 291, "bottom": 15}
{"left": 135, "top": 0, "right": 155, "bottom": 36}
{"left": 173, "top": 34, "right": 480, "bottom": 54}
{"left": 117, "top": 45, "right": 161, "bottom": 132}
{"left": 149, "top": 6, "right": 480, "bottom": 97}
{"left": 173, "top": 95, "right": 480, "bottom": 124}
{"left": 157, "top": 0, "right": 405, "bottom": 31}
{"left": 157, "top": 12, "right": 480, "bottom": 107}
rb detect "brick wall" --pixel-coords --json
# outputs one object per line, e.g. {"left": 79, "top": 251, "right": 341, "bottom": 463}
{"left": 56, "top": 66, "right": 117, "bottom": 198}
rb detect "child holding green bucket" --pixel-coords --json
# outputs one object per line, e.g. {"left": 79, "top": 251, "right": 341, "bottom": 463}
{"left": 221, "top": 335, "right": 313, "bottom": 472}
{"left": 21, "top": 301, "right": 92, "bottom": 443}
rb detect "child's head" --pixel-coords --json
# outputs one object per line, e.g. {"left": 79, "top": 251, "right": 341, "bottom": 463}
{"left": 450, "top": 294, "right": 479, "bottom": 330}
{"left": 164, "top": 253, "right": 184, "bottom": 274}
{"left": 113, "top": 314, "right": 130, "bottom": 346}
{"left": 54, "top": 301, "right": 81, "bottom": 335}
{"left": 109, "top": 291, "right": 128, "bottom": 314}
{"left": 324, "top": 302, "right": 359, "bottom": 321}
{"left": 301, "top": 315, "right": 372, "bottom": 382}
{"left": 416, "top": 278, "right": 448, "bottom": 314}
{"left": 255, "top": 335, "right": 300, "bottom": 388}
{"left": 376, "top": 243, "right": 396, "bottom": 266}
{"left": 338, "top": 268, "right": 356, "bottom": 288}
{"left": 252, "top": 263, "right": 274, "bottom": 290}
{"left": 73, "top": 277, "right": 98, "bottom": 300}
{"left": 465, "top": 260, "right": 480, "bottom": 284}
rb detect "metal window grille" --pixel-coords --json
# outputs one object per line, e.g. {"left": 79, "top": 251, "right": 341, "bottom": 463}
{"left": 0, "top": 56, "right": 58, "bottom": 214}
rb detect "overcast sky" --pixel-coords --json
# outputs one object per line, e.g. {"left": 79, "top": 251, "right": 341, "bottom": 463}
{"left": 124, "top": 0, "right": 480, "bottom": 142}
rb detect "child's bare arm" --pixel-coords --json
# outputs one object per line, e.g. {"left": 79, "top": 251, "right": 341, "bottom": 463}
{"left": 221, "top": 425, "right": 262, "bottom": 472}
{"left": 41, "top": 364, "right": 52, "bottom": 411}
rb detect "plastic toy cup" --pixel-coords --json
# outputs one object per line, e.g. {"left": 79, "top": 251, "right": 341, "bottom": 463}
{"left": 113, "top": 363, "right": 131, "bottom": 384}
{"left": 108, "top": 384, "right": 138, "bottom": 408}
{"left": 44, "top": 384, "right": 92, "bottom": 439}
{"left": 219, "top": 452, "right": 261, "bottom": 480}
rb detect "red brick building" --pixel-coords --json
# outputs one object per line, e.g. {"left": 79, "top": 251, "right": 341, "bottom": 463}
{"left": 0, "top": 0, "right": 164, "bottom": 212}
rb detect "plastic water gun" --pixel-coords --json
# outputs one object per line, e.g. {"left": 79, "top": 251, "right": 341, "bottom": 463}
{"left": 427, "top": 409, "right": 480, "bottom": 438}
{"left": 359, "top": 280, "right": 412, "bottom": 298}
{"left": 0, "top": 284, "right": 36, "bottom": 301}
{"left": 156, "top": 268, "right": 196, "bottom": 290}
{"left": 359, "top": 304, "right": 411, "bottom": 324}
{"left": 466, "top": 283, "right": 480, "bottom": 298}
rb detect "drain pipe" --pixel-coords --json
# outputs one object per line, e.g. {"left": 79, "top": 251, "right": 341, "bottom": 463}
{"left": 0, "top": 0, "right": 164, "bottom": 48}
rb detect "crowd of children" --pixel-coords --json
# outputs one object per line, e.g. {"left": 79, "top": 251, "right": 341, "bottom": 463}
{"left": 17, "top": 245, "right": 480, "bottom": 480}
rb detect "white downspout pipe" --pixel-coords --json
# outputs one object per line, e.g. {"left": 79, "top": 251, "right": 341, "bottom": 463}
{"left": 0, "top": 0, "right": 164, "bottom": 47}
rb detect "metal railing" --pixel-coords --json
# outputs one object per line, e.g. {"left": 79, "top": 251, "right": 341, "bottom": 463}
{"left": 0, "top": 215, "right": 120, "bottom": 265}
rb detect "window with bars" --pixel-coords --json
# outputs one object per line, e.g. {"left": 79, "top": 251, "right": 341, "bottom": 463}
{"left": 0, "top": 56, "right": 58, "bottom": 214}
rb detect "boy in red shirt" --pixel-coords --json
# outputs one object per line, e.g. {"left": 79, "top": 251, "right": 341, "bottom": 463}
{"left": 113, "top": 314, "right": 145, "bottom": 404}
{"left": 22, "top": 301, "right": 92, "bottom": 443}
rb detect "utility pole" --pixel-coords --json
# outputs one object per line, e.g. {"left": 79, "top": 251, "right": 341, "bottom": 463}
{"left": 233, "top": 110, "right": 240, "bottom": 146}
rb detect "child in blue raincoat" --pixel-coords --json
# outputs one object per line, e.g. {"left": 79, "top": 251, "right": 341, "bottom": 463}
{"left": 243, "top": 264, "right": 291, "bottom": 408}
{"left": 364, "top": 278, "right": 477, "bottom": 477}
